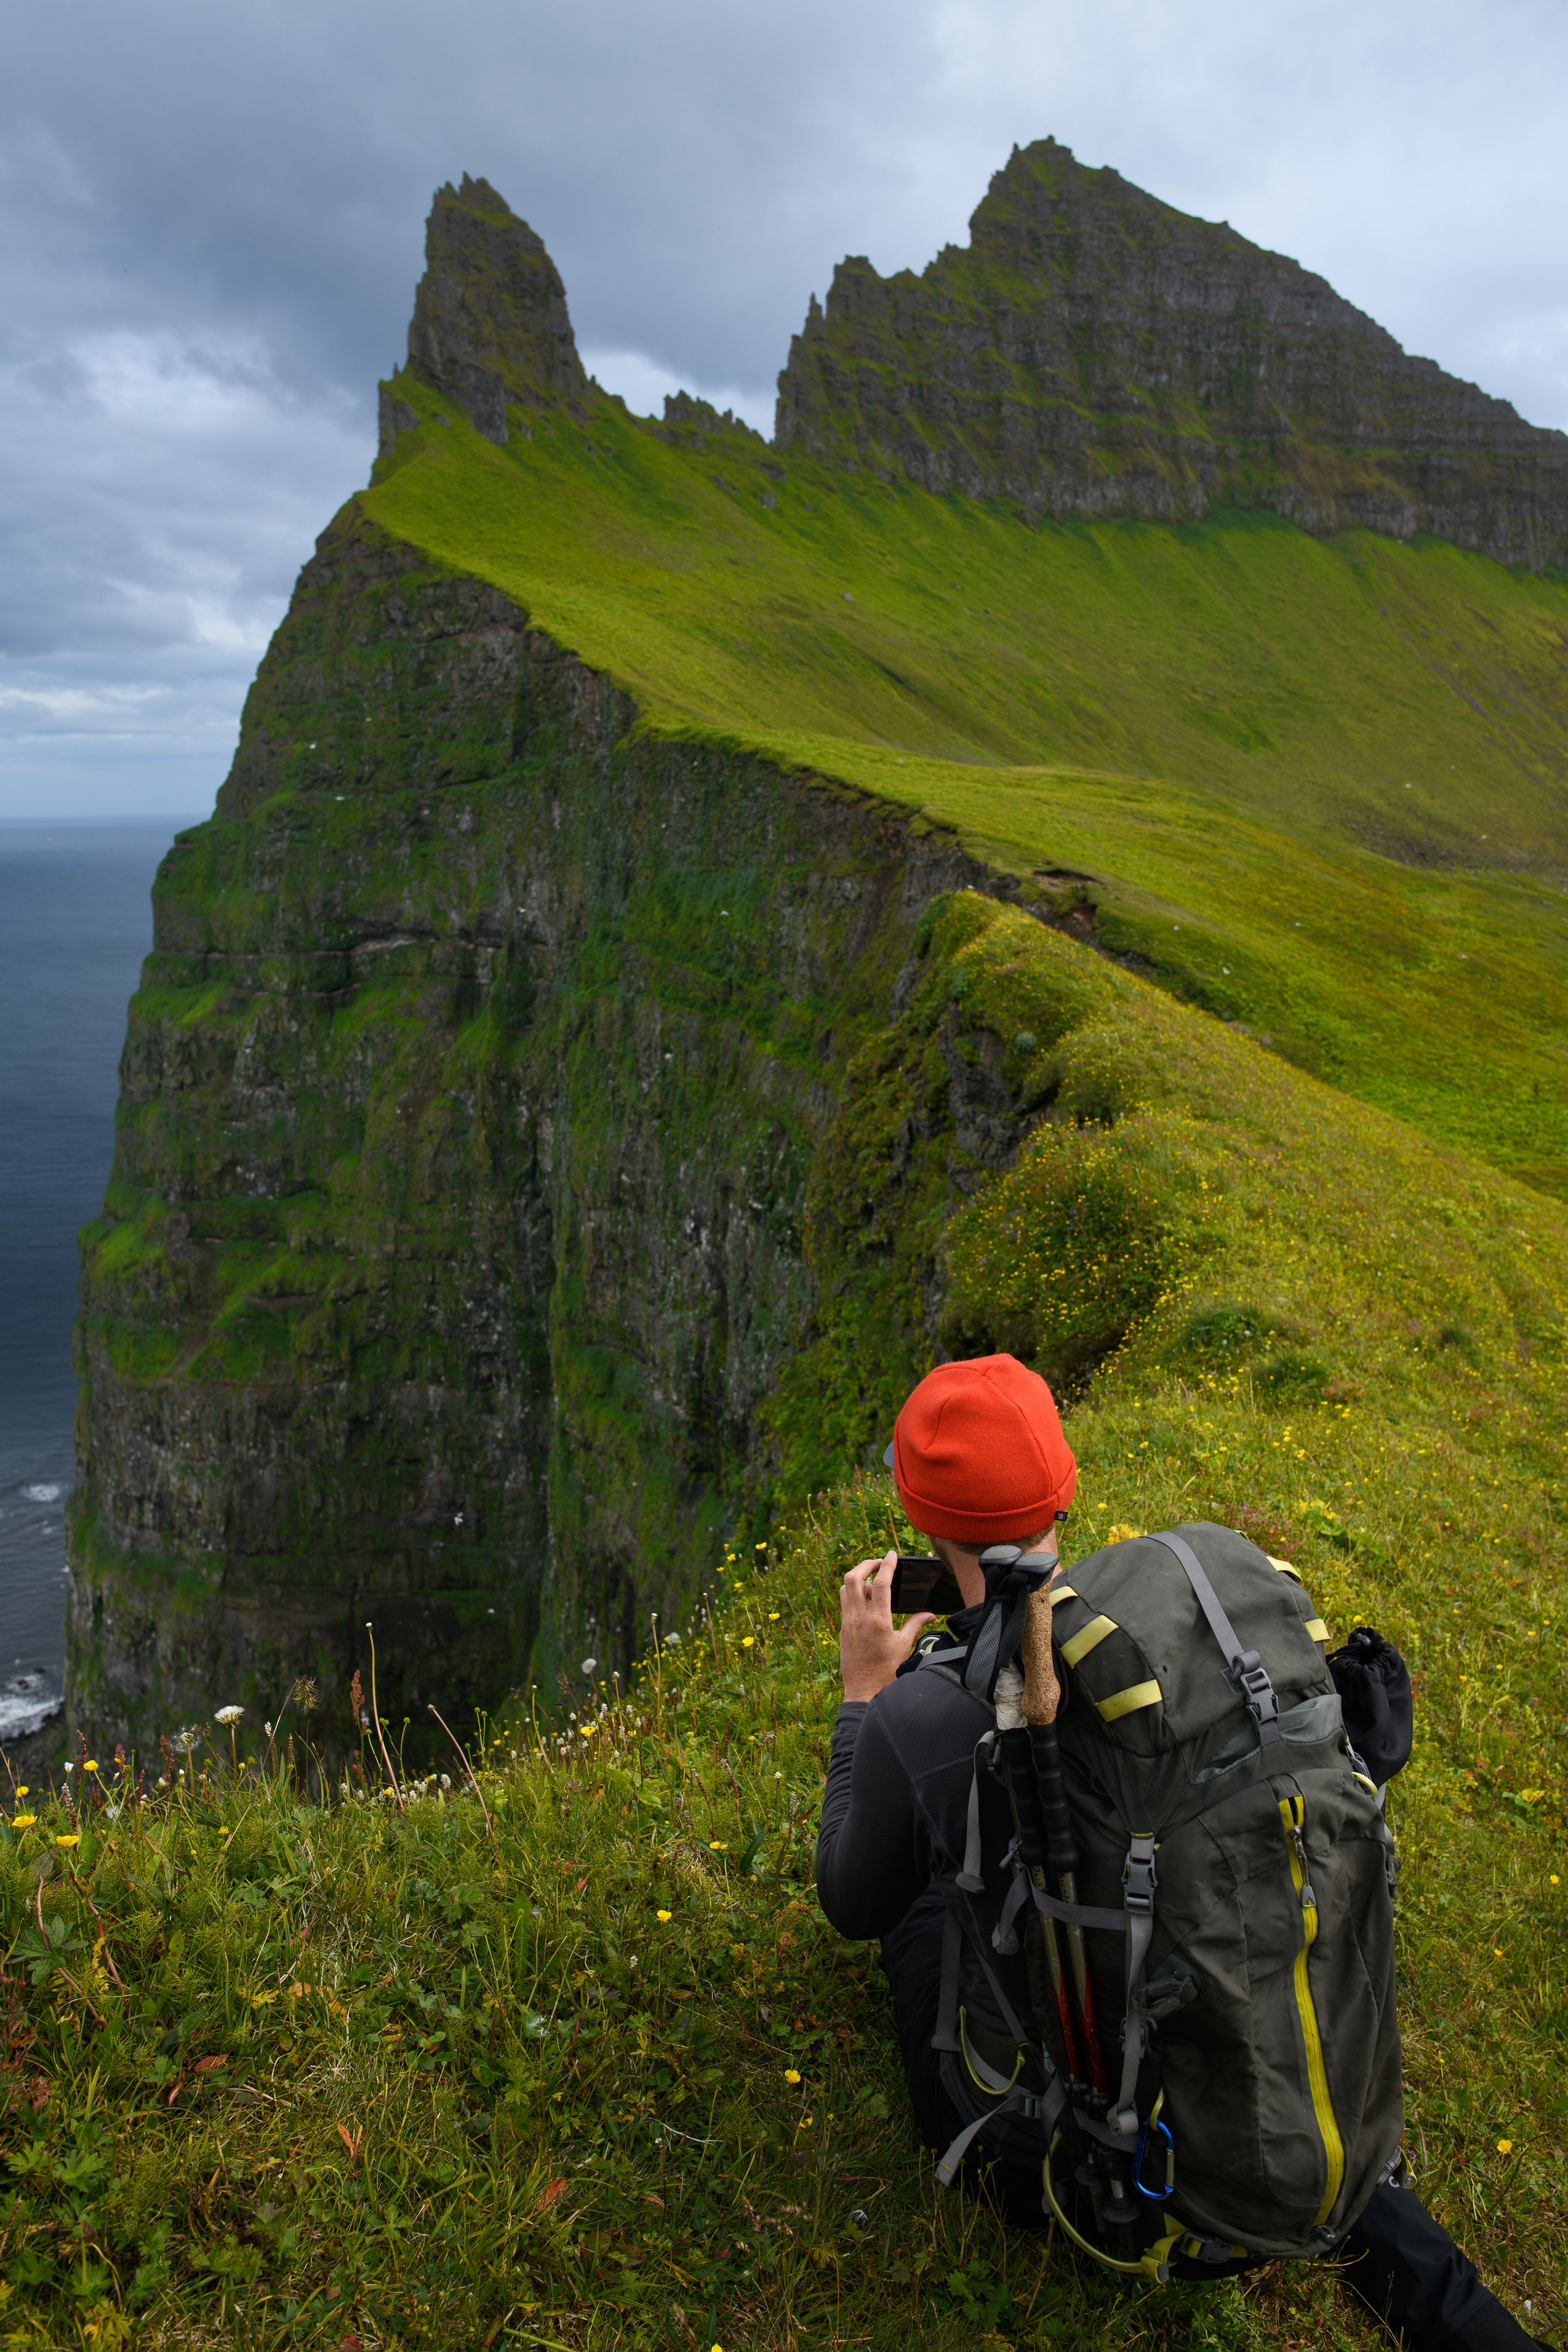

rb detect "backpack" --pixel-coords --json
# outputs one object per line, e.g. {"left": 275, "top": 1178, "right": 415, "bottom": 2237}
{"left": 914, "top": 1521, "right": 1403, "bottom": 2280}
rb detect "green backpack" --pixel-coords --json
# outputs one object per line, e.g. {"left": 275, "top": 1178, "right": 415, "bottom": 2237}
{"left": 926, "top": 1521, "right": 1403, "bottom": 2277}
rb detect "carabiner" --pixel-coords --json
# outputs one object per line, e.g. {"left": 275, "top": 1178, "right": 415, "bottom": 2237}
{"left": 1133, "top": 2115, "right": 1175, "bottom": 2202}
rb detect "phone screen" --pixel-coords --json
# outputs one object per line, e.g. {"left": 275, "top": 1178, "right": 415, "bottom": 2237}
{"left": 888, "top": 1555, "right": 967, "bottom": 1616}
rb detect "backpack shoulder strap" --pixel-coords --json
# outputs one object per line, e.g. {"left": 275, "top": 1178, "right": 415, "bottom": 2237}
{"left": 1147, "top": 1527, "right": 1282, "bottom": 1745}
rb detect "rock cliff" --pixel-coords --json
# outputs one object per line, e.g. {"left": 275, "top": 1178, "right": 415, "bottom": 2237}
{"left": 775, "top": 139, "right": 1568, "bottom": 569}
{"left": 65, "top": 502, "right": 1005, "bottom": 1754}
{"left": 65, "top": 162, "right": 1568, "bottom": 1757}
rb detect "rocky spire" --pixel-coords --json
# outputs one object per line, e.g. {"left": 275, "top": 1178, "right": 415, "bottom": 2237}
{"left": 775, "top": 137, "right": 1568, "bottom": 570}
{"left": 399, "top": 174, "right": 590, "bottom": 445}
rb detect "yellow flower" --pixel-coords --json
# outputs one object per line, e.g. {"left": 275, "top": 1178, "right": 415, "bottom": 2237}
{"left": 83, "top": 1760, "right": 98, "bottom": 1773}
{"left": 656, "top": 1910, "right": 672, "bottom": 1923}
{"left": 580, "top": 1723, "right": 596, "bottom": 1738}
{"left": 1493, "top": 1947, "right": 1503, "bottom": 1957}
{"left": 709, "top": 1840, "right": 727, "bottom": 1851}
{"left": 1496, "top": 2138, "right": 1513, "bottom": 2155}
{"left": 768, "top": 1612, "right": 780, "bottom": 1622}
{"left": 741, "top": 1636, "right": 755, "bottom": 1649}
{"left": 1106, "top": 1522, "right": 1143, "bottom": 1544}
{"left": 783, "top": 2068, "right": 802, "bottom": 2085}
{"left": 55, "top": 1834, "right": 80, "bottom": 1848}
{"left": 12, "top": 1813, "right": 36, "bottom": 1829}
{"left": 16, "top": 1784, "right": 29, "bottom": 1796}
{"left": 1552, "top": 1875, "right": 1560, "bottom": 1886}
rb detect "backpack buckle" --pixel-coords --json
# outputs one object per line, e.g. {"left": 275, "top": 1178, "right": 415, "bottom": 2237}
{"left": 1233, "top": 1652, "right": 1281, "bottom": 1738}
{"left": 1122, "top": 1834, "right": 1158, "bottom": 1914}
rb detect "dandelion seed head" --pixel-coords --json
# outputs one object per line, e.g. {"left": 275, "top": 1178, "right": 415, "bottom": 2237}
{"left": 215, "top": 1705, "right": 244, "bottom": 1726}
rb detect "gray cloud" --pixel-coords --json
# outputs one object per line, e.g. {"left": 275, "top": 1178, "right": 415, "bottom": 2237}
{"left": 3, "top": 0, "right": 1565, "bottom": 817}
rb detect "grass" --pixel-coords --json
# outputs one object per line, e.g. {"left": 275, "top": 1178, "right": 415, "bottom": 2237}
{"left": 3, "top": 1464, "right": 1562, "bottom": 2351}
{"left": 12, "top": 891, "right": 1567, "bottom": 2346}
{"left": 361, "top": 378, "right": 1568, "bottom": 1194}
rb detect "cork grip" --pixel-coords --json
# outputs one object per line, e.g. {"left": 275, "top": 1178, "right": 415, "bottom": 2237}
{"left": 1020, "top": 1584, "right": 1059, "bottom": 1725}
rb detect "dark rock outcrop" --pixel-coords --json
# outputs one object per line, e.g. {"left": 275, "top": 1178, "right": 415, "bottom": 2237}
{"left": 775, "top": 138, "right": 1568, "bottom": 569}
{"left": 398, "top": 173, "right": 591, "bottom": 444}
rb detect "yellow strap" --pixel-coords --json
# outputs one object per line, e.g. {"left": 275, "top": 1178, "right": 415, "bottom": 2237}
{"left": 1061, "top": 1614, "right": 1118, "bottom": 1667}
{"left": 1304, "top": 1617, "right": 1329, "bottom": 1643}
{"left": 1269, "top": 1555, "right": 1303, "bottom": 1584}
{"left": 1047, "top": 1584, "right": 1078, "bottom": 1606}
{"left": 1276, "top": 1796, "right": 1345, "bottom": 2225}
{"left": 1096, "top": 1678, "right": 1163, "bottom": 1723}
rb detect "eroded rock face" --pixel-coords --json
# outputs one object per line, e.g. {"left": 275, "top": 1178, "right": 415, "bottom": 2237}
{"left": 401, "top": 173, "right": 591, "bottom": 443}
{"left": 775, "top": 138, "right": 1568, "bottom": 569}
{"left": 65, "top": 500, "right": 1007, "bottom": 1756}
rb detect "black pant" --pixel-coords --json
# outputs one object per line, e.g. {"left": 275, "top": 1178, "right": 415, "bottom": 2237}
{"left": 880, "top": 1895, "right": 1547, "bottom": 2352}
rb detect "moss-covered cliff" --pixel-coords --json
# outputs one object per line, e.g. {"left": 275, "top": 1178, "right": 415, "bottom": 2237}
{"left": 67, "top": 504, "right": 1022, "bottom": 1749}
{"left": 66, "top": 161, "right": 1568, "bottom": 1754}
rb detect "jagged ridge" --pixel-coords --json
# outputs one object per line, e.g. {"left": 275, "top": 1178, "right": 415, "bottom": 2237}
{"left": 775, "top": 138, "right": 1568, "bottom": 569}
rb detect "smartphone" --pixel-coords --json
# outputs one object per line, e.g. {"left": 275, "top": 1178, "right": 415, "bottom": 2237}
{"left": 888, "top": 1555, "right": 967, "bottom": 1616}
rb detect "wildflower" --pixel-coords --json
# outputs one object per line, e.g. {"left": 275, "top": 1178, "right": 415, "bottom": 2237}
{"left": 784, "top": 2068, "right": 802, "bottom": 2085}
{"left": 768, "top": 1612, "right": 780, "bottom": 1621}
{"left": 14, "top": 1786, "right": 27, "bottom": 1797}
{"left": 580, "top": 1656, "right": 598, "bottom": 1675}
{"left": 656, "top": 1910, "right": 672, "bottom": 1923}
{"left": 1496, "top": 2139, "right": 1513, "bottom": 2155}
{"left": 581, "top": 1723, "right": 597, "bottom": 1738}
{"left": 12, "top": 1813, "right": 36, "bottom": 1829}
{"left": 215, "top": 1705, "right": 244, "bottom": 1726}
{"left": 742, "top": 1636, "right": 755, "bottom": 1649}
{"left": 709, "top": 1841, "right": 727, "bottom": 1851}
{"left": 664, "top": 1632, "right": 681, "bottom": 1647}
{"left": 1552, "top": 1875, "right": 1560, "bottom": 1886}
{"left": 61, "top": 1761, "right": 73, "bottom": 1774}
{"left": 56, "top": 1834, "right": 80, "bottom": 1848}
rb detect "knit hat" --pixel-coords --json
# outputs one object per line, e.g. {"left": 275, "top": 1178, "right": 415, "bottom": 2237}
{"left": 887, "top": 1355, "right": 1076, "bottom": 1542}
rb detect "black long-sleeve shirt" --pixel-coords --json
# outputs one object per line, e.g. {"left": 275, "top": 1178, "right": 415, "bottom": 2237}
{"left": 816, "top": 1614, "right": 1012, "bottom": 1941}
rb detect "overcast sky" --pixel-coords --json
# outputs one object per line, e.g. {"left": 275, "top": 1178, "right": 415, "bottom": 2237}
{"left": 3, "top": 0, "right": 1565, "bottom": 822}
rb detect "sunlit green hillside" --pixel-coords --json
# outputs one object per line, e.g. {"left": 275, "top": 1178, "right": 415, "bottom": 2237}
{"left": 362, "top": 376, "right": 1568, "bottom": 1192}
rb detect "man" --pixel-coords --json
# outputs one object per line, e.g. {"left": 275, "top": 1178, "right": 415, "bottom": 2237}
{"left": 817, "top": 1353, "right": 1550, "bottom": 2351}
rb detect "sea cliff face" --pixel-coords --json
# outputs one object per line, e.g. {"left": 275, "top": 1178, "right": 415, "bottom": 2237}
{"left": 775, "top": 139, "right": 1568, "bottom": 569}
{"left": 66, "top": 499, "right": 1009, "bottom": 1751}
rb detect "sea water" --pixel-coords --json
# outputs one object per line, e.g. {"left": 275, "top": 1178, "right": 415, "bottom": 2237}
{"left": 0, "top": 822, "right": 171, "bottom": 1740}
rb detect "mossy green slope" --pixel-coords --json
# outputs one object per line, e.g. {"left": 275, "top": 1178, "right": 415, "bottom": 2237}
{"left": 364, "top": 378, "right": 1568, "bottom": 1193}
{"left": 11, "top": 896, "right": 1568, "bottom": 2342}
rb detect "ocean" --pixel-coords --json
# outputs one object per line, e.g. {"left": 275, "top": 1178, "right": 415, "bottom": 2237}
{"left": 0, "top": 821, "right": 172, "bottom": 1740}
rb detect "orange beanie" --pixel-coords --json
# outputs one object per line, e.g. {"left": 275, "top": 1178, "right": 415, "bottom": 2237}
{"left": 891, "top": 1355, "right": 1076, "bottom": 1543}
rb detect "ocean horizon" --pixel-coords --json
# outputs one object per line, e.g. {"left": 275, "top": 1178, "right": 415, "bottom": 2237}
{"left": 0, "top": 818, "right": 177, "bottom": 1742}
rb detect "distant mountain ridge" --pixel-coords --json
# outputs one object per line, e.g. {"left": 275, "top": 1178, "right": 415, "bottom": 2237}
{"left": 391, "top": 149, "right": 1568, "bottom": 571}
{"left": 774, "top": 139, "right": 1568, "bottom": 569}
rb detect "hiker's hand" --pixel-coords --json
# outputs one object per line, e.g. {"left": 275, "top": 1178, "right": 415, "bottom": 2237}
{"left": 839, "top": 1552, "right": 934, "bottom": 1703}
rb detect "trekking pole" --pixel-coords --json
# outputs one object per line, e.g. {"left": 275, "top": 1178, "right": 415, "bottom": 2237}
{"left": 1020, "top": 1587, "right": 1109, "bottom": 2099}
{"left": 993, "top": 1665, "right": 1084, "bottom": 2089}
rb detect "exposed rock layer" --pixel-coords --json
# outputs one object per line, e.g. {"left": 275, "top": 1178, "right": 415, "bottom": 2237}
{"left": 775, "top": 139, "right": 1568, "bottom": 569}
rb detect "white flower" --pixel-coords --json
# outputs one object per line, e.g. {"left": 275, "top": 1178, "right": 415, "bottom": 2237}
{"left": 580, "top": 1656, "right": 598, "bottom": 1675}
{"left": 215, "top": 1705, "right": 245, "bottom": 1725}
{"left": 664, "top": 1632, "right": 682, "bottom": 1647}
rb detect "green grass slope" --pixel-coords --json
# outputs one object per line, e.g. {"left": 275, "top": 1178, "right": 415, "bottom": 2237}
{"left": 361, "top": 378, "right": 1568, "bottom": 1194}
{"left": 8, "top": 891, "right": 1566, "bottom": 2346}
